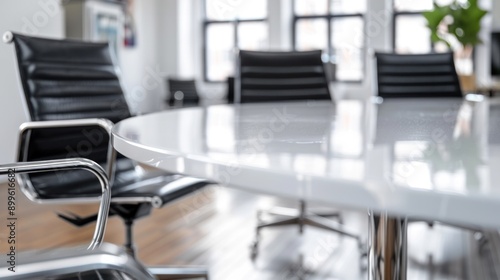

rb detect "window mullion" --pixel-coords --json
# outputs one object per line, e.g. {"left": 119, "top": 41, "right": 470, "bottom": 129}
{"left": 327, "top": 16, "right": 332, "bottom": 59}
{"left": 203, "top": 0, "right": 269, "bottom": 82}
{"left": 234, "top": 20, "right": 239, "bottom": 49}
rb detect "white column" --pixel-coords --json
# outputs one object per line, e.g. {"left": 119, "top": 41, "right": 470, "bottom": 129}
{"left": 268, "top": 0, "right": 293, "bottom": 51}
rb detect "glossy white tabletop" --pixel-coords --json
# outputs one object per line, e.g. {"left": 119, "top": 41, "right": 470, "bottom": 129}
{"left": 113, "top": 97, "right": 500, "bottom": 228}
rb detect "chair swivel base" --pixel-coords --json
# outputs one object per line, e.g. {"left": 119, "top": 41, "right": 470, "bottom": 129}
{"left": 251, "top": 201, "right": 365, "bottom": 261}
{"left": 149, "top": 267, "right": 209, "bottom": 280}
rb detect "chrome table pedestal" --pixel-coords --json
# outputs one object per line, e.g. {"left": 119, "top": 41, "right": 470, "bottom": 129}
{"left": 369, "top": 212, "right": 408, "bottom": 280}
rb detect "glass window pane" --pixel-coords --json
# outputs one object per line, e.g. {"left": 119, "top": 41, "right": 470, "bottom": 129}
{"left": 206, "top": 0, "right": 267, "bottom": 20}
{"left": 296, "top": 19, "right": 328, "bottom": 52}
{"left": 394, "top": 0, "right": 433, "bottom": 11}
{"left": 331, "top": 17, "right": 364, "bottom": 81}
{"left": 331, "top": 0, "right": 366, "bottom": 14}
{"left": 238, "top": 22, "right": 269, "bottom": 50}
{"left": 206, "top": 23, "right": 235, "bottom": 81}
{"left": 206, "top": 0, "right": 235, "bottom": 20}
{"left": 238, "top": 0, "right": 267, "bottom": 20}
{"left": 394, "top": 0, "right": 455, "bottom": 12}
{"left": 395, "top": 15, "right": 431, "bottom": 54}
{"left": 294, "top": 0, "right": 328, "bottom": 16}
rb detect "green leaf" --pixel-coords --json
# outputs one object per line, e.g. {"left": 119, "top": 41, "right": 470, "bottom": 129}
{"left": 422, "top": 4, "right": 450, "bottom": 45}
{"left": 422, "top": 0, "right": 487, "bottom": 49}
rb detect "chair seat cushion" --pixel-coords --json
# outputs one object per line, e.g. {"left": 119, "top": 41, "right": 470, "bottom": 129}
{"left": 28, "top": 158, "right": 209, "bottom": 206}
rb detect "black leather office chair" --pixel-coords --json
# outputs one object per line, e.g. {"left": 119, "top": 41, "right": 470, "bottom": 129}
{"left": 167, "top": 78, "right": 200, "bottom": 107}
{"left": 374, "top": 52, "right": 463, "bottom": 98}
{"left": 4, "top": 32, "right": 210, "bottom": 278}
{"left": 237, "top": 50, "right": 332, "bottom": 103}
{"left": 0, "top": 160, "right": 206, "bottom": 280}
{"left": 236, "top": 50, "right": 362, "bottom": 258}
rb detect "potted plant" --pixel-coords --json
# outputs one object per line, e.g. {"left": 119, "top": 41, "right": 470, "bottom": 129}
{"left": 422, "top": 0, "right": 487, "bottom": 92}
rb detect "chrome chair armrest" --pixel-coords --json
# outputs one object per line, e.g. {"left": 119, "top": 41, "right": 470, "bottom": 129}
{"left": 18, "top": 118, "right": 117, "bottom": 185}
{"left": 0, "top": 158, "right": 111, "bottom": 249}
{"left": 0, "top": 243, "right": 155, "bottom": 280}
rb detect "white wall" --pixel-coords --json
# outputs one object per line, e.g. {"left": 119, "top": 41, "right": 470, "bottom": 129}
{"left": 477, "top": 0, "right": 497, "bottom": 86}
{"left": 120, "top": 0, "right": 166, "bottom": 114}
{"left": 493, "top": 0, "right": 500, "bottom": 28}
{"left": 156, "top": 0, "right": 178, "bottom": 78}
{"left": 0, "top": 0, "right": 64, "bottom": 165}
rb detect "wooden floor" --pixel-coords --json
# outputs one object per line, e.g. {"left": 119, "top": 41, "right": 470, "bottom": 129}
{"left": 0, "top": 183, "right": 494, "bottom": 279}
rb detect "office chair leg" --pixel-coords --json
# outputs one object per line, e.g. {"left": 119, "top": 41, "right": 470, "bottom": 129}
{"left": 149, "top": 266, "right": 209, "bottom": 280}
{"left": 309, "top": 210, "right": 342, "bottom": 220}
{"left": 257, "top": 217, "right": 301, "bottom": 230}
{"left": 299, "top": 201, "right": 306, "bottom": 235}
{"left": 266, "top": 207, "right": 300, "bottom": 217}
{"left": 124, "top": 218, "right": 136, "bottom": 257}
{"left": 252, "top": 217, "right": 301, "bottom": 259}
{"left": 304, "top": 215, "right": 359, "bottom": 240}
{"left": 311, "top": 212, "right": 342, "bottom": 218}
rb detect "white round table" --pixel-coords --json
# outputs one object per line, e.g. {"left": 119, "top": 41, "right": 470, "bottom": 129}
{"left": 113, "top": 98, "right": 498, "bottom": 279}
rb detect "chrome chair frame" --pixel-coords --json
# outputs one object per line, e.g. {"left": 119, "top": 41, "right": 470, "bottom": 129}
{"left": 0, "top": 242, "right": 209, "bottom": 280}
{"left": 0, "top": 243, "right": 154, "bottom": 279}
{"left": 0, "top": 158, "right": 110, "bottom": 249}
{"left": 16, "top": 118, "right": 168, "bottom": 208}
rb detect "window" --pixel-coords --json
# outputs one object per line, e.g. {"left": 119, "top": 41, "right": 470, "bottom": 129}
{"left": 393, "top": 0, "right": 434, "bottom": 54}
{"left": 393, "top": 0, "right": 456, "bottom": 54}
{"left": 203, "top": 0, "right": 269, "bottom": 82}
{"left": 293, "top": 0, "right": 366, "bottom": 82}
{"left": 393, "top": 0, "right": 473, "bottom": 74}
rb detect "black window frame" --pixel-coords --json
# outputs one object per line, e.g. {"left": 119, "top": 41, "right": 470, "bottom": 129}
{"left": 202, "top": 1, "right": 268, "bottom": 83}
{"left": 292, "top": 0, "right": 366, "bottom": 83}
{"left": 392, "top": 10, "right": 433, "bottom": 52}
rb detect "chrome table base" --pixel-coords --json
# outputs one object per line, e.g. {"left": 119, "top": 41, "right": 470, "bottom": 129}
{"left": 369, "top": 211, "right": 408, "bottom": 280}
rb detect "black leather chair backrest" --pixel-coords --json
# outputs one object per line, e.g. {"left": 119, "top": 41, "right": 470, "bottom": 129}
{"left": 227, "top": 76, "right": 235, "bottom": 104}
{"left": 12, "top": 33, "right": 131, "bottom": 164}
{"left": 237, "top": 50, "right": 332, "bottom": 103}
{"left": 375, "top": 52, "right": 462, "bottom": 98}
{"left": 167, "top": 78, "right": 199, "bottom": 106}
{"left": 10, "top": 33, "right": 134, "bottom": 198}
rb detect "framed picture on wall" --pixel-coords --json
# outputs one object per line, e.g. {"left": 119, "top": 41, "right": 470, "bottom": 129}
{"left": 124, "top": 0, "right": 137, "bottom": 47}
